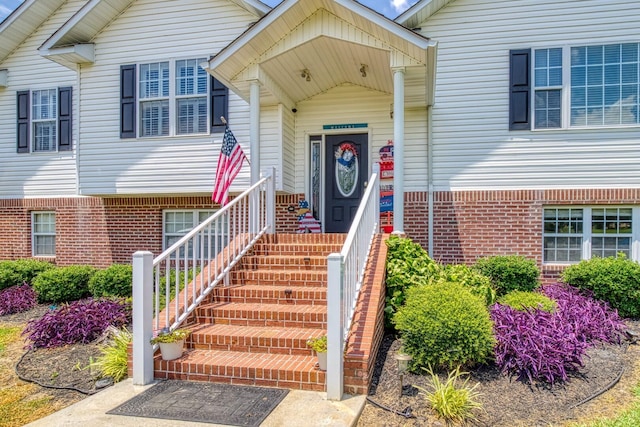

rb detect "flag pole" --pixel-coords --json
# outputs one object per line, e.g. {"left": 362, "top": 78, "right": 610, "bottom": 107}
{"left": 220, "top": 116, "right": 250, "bottom": 165}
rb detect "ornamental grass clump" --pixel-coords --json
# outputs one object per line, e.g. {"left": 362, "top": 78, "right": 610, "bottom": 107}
{"left": 415, "top": 366, "right": 483, "bottom": 423}
{"left": 23, "top": 298, "right": 131, "bottom": 349}
{"left": 0, "top": 284, "right": 37, "bottom": 316}
{"left": 491, "top": 283, "right": 626, "bottom": 384}
{"left": 93, "top": 328, "right": 132, "bottom": 382}
{"left": 394, "top": 280, "right": 495, "bottom": 370}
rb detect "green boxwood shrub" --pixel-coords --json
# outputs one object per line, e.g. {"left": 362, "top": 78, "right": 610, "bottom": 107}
{"left": 0, "top": 259, "right": 55, "bottom": 290}
{"left": 393, "top": 280, "right": 495, "bottom": 370}
{"left": 89, "top": 264, "right": 133, "bottom": 298}
{"left": 474, "top": 255, "right": 540, "bottom": 296}
{"left": 498, "top": 290, "right": 556, "bottom": 313}
{"left": 561, "top": 255, "right": 640, "bottom": 318}
{"left": 32, "top": 265, "right": 97, "bottom": 303}
{"left": 384, "top": 236, "right": 441, "bottom": 327}
{"left": 441, "top": 264, "right": 496, "bottom": 306}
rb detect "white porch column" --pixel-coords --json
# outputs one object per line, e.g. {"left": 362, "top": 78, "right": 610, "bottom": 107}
{"left": 250, "top": 81, "right": 261, "bottom": 233}
{"left": 392, "top": 67, "right": 405, "bottom": 233}
{"left": 132, "top": 251, "right": 154, "bottom": 385}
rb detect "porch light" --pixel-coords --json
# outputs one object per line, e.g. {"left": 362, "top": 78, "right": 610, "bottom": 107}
{"left": 300, "top": 69, "right": 311, "bottom": 82}
{"left": 360, "top": 64, "right": 367, "bottom": 77}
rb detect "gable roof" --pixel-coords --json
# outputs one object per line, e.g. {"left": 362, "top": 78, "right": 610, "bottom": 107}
{"left": 395, "top": 0, "right": 453, "bottom": 29}
{"left": 0, "top": 0, "right": 67, "bottom": 63}
{"left": 39, "top": 0, "right": 270, "bottom": 54}
{"left": 208, "top": 0, "right": 436, "bottom": 107}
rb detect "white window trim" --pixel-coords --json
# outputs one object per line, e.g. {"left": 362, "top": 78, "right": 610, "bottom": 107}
{"left": 543, "top": 206, "right": 640, "bottom": 265}
{"left": 162, "top": 209, "right": 218, "bottom": 251}
{"left": 138, "top": 58, "right": 210, "bottom": 138}
{"left": 31, "top": 211, "right": 56, "bottom": 257}
{"left": 532, "top": 42, "right": 640, "bottom": 131}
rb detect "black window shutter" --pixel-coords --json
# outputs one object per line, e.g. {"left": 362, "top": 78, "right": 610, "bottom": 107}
{"left": 509, "top": 49, "right": 531, "bottom": 130}
{"left": 17, "top": 90, "right": 30, "bottom": 153}
{"left": 120, "top": 64, "right": 136, "bottom": 138}
{"left": 210, "top": 77, "right": 228, "bottom": 133}
{"left": 58, "top": 86, "right": 72, "bottom": 151}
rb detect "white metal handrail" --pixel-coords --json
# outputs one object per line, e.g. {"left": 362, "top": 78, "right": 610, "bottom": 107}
{"left": 132, "top": 168, "right": 275, "bottom": 385}
{"left": 326, "top": 169, "right": 380, "bottom": 400}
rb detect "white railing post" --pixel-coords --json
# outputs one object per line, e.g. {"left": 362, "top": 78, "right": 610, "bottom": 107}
{"left": 267, "top": 167, "right": 276, "bottom": 234}
{"left": 132, "top": 251, "right": 154, "bottom": 385}
{"left": 326, "top": 253, "right": 344, "bottom": 400}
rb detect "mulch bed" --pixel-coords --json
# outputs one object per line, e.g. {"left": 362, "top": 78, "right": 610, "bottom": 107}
{"left": 357, "top": 322, "right": 640, "bottom": 426}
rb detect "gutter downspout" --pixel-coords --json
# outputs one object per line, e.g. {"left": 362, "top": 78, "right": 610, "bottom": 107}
{"left": 75, "top": 63, "right": 80, "bottom": 195}
{"left": 427, "top": 104, "right": 434, "bottom": 256}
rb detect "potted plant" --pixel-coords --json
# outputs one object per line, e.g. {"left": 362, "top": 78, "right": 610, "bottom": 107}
{"left": 150, "top": 327, "right": 191, "bottom": 361}
{"left": 307, "top": 335, "right": 327, "bottom": 371}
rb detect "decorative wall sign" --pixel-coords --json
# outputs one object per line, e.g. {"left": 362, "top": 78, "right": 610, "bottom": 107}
{"left": 335, "top": 142, "right": 359, "bottom": 197}
{"left": 323, "top": 123, "right": 367, "bottom": 130}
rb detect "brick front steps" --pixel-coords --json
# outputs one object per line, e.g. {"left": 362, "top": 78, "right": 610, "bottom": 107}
{"left": 151, "top": 233, "right": 387, "bottom": 394}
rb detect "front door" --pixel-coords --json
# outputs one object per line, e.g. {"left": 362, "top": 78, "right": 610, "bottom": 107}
{"left": 324, "top": 134, "right": 368, "bottom": 233}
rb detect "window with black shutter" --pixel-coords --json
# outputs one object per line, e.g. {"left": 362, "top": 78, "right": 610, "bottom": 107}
{"left": 509, "top": 49, "right": 531, "bottom": 130}
{"left": 16, "top": 87, "right": 72, "bottom": 153}
{"left": 121, "top": 61, "right": 229, "bottom": 137}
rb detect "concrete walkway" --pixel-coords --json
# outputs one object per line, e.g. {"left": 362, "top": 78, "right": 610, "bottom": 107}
{"left": 25, "top": 380, "right": 366, "bottom": 427}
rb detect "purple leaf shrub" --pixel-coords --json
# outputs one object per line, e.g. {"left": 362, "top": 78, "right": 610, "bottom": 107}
{"left": 491, "top": 283, "right": 627, "bottom": 384}
{"left": 23, "top": 298, "right": 131, "bottom": 349}
{"left": 0, "top": 283, "right": 37, "bottom": 316}
{"left": 541, "top": 283, "right": 626, "bottom": 345}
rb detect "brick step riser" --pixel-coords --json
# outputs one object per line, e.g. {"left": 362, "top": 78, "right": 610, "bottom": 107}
{"left": 230, "top": 272, "right": 327, "bottom": 287}
{"left": 212, "top": 295, "right": 327, "bottom": 306}
{"left": 154, "top": 359, "right": 325, "bottom": 391}
{"left": 238, "top": 256, "right": 328, "bottom": 271}
{"left": 249, "top": 244, "right": 343, "bottom": 257}
{"left": 195, "top": 310, "right": 326, "bottom": 329}
{"left": 211, "top": 289, "right": 327, "bottom": 306}
{"left": 186, "top": 335, "right": 315, "bottom": 355}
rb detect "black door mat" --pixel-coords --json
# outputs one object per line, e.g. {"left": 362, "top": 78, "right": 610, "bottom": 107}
{"left": 107, "top": 380, "right": 289, "bottom": 426}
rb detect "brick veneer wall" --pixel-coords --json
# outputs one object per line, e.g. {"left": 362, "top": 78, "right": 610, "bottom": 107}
{"left": 404, "top": 188, "right": 640, "bottom": 282}
{"left": 3, "top": 189, "right": 637, "bottom": 275}
{"left": 0, "top": 194, "right": 304, "bottom": 266}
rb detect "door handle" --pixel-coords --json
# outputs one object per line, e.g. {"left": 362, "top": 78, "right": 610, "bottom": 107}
{"left": 364, "top": 181, "right": 368, "bottom": 188}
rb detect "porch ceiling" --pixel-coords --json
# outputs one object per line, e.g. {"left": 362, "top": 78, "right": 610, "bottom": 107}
{"left": 207, "top": 0, "right": 436, "bottom": 109}
{"left": 259, "top": 37, "right": 394, "bottom": 103}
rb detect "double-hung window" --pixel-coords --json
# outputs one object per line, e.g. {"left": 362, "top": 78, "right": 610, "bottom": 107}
{"left": 32, "top": 212, "right": 56, "bottom": 256}
{"left": 163, "top": 210, "right": 227, "bottom": 259}
{"left": 120, "top": 59, "right": 228, "bottom": 138}
{"left": 16, "top": 87, "right": 73, "bottom": 153}
{"left": 543, "top": 207, "right": 639, "bottom": 264}
{"left": 510, "top": 43, "right": 640, "bottom": 130}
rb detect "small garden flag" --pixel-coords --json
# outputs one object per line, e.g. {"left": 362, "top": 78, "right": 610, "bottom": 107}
{"left": 212, "top": 126, "right": 247, "bottom": 206}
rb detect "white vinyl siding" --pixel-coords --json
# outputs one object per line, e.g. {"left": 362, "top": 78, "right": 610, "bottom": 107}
{"left": 78, "top": 0, "right": 256, "bottom": 195}
{"left": 0, "top": 0, "right": 80, "bottom": 198}
{"left": 32, "top": 212, "right": 56, "bottom": 256}
{"left": 420, "top": 0, "right": 640, "bottom": 191}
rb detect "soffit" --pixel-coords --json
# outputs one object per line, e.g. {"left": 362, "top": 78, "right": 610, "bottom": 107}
{"left": 0, "top": 0, "right": 67, "bottom": 62}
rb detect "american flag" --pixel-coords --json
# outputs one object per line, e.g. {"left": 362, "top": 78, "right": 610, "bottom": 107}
{"left": 212, "top": 126, "right": 247, "bottom": 206}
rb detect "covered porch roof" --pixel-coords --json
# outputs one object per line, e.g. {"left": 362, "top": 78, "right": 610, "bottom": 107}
{"left": 206, "top": 0, "right": 438, "bottom": 110}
